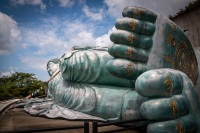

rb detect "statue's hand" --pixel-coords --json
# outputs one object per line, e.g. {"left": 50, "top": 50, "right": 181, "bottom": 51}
{"left": 107, "top": 6, "right": 198, "bottom": 84}
{"left": 135, "top": 69, "right": 200, "bottom": 133}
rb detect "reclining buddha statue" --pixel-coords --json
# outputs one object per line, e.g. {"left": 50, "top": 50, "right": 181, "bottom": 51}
{"left": 25, "top": 6, "right": 200, "bottom": 133}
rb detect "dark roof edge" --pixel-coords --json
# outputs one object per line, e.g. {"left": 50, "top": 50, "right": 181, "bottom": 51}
{"left": 169, "top": 0, "right": 200, "bottom": 20}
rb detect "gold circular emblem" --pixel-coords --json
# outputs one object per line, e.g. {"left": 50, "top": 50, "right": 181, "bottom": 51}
{"left": 174, "top": 42, "right": 198, "bottom": 83}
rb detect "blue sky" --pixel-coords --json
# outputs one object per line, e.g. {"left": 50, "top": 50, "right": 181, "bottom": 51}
{"left": 0, "top": 0, "right": 193, "bottom": 81}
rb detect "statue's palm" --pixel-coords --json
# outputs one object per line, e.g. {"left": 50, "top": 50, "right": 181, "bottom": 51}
{"left": 107, "top": 6, "right": 200, "bottom": 133}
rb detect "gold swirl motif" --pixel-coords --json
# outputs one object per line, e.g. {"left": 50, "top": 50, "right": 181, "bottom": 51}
{"left": 178, "top": 52, "right": 186, "bottom": 70}
{"left": 133, "top": 8, "right": 142, "bottom": 17}
{"left": 176, "top": 123, "right": 184, "bottom": 133}
{"left": 125, "top": 47, "right": 134, "bottom": 58}
{"left": 164, "top": 72, "right": 173, "bottom": 94}
{"left": 167, "top": 34, "right": 176, "bottom": 47}
{"left": 169, "top": 100, "right": 178, "bottom": 116}
{"left": 163, "top": 41, "right": 198, "bottom": 84}
{"left": 124, "top": 62, "right": 135, "bottom": 76}
{"left": 174, "top": 42, "right": 189, "bottom": 81}
{"left": 174, "top": 42, "right": 188, "bottom": 73}
{"left": 128, "top": 34, "right": 135, "bottom": 44}
{"left": 129, "top": 20, "right": 136, "bottom": 31}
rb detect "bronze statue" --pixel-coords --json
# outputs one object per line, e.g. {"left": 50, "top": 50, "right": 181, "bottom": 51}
{"left": 24, "top": 6, "right": 200, "bottom": 133}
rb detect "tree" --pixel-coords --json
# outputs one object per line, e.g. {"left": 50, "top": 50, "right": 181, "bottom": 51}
{"left": 0, "top": 72, "right": 45, "bottom": 100}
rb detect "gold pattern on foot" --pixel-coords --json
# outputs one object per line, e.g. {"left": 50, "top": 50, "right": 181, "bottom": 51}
{"left": 167, "top": 34, "right": 176, "bottom": 47}
{"left": 128, "top": 34, "right": 135, "bottom": 44}
{"left": 176, "top": 123, "right": 184, "bottom": 133}
{"left": 169, "top": 100, "right": 178, "bottom": 116}
{"left": 133, "top": 8, "right": 142, "bottom": 17}
{"left": 129, "top": 20, "right": 136, "bottom": 31}
{"left": 125, "top": 47, "right": 134, "bottom": 58}
{"left": 164, "top": 72, "right": 173, "bottom": 94}
{"left": 174, "top": 42, "right": 198, "bottom": 83}
{"left": 124, "top": 62, "right": 135, "bottom": 76}
{"left": 163, "top": 54, "right": 173, "bottom": 64}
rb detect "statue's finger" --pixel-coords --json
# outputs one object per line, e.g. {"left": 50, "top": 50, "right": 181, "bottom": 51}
{"left": 110, "top": 30, "right": 152, "bottom": 49}
{"left": 136, "top": 69, "right": 183, "bottom": 97}
{"left": 147, "top": 115, "right": 196, "bottom": 133}
{"left": 122, "top": 6, "right": 157, "bottom": 23}
{"left": 106, "top": 59, "right": 146, "bottom": 80}
{"left": 140, "top": 95, "right": 189, "bottom": 120}
{"left": 108, "top": 44, "right": 149, "bottom": 62}
{"left": 115, "top": 18, "right": 156, "bottom": 36}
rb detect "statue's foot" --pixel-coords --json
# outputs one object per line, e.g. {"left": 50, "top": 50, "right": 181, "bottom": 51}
{"left": 136, "top": 69, "right": 200, "bottom": 133}
{"left": 107, "top": 6, "right": 198, "bottom": 84}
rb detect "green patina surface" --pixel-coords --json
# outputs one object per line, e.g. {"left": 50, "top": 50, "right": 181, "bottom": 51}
{"left": 23, "top": 6, "right": 200, "bottom": 133}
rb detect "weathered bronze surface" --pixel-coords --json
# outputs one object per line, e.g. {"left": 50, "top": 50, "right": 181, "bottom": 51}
{"left": 20, "top": 5, "right": 200, "bottom": 133}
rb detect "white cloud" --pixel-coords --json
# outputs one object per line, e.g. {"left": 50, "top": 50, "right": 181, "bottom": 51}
{"left": 21, "top": 43, "right": 29, "bottom": 49}
{"left": 82, "top": 5, "right": 104, "bottom": 21}
{"left": 104, "top": 0, "right": 193, "bottom": 18}
{"left": 103, "top": 0, "right": 132, "bottom": 18}
{"left": 0, "top": 12, "right": 21, "bottom": 55}
{"left": 20, "top": 56, "right": 50, "bottom": 71}
{"left": 0, "top": 71, "right": 15, "bottom": 77}
{"left": 67, "top": 31, "right": 96, "bottom": 47}
{"left": 8, "top": 66, "right": 18, "bottom": 70}
{"left": 10, "top": 0, "right": 46, "bottom": 11}
{"left": 20, "top": 17, "right": 96, "bottom": 55}
{"left": 63, "top": 20, "right": 93, "bottom": 37}
{"left": 95, "top": 27, "right": 116, "bottom": 47}
{"left": 18, "top": 16, "right": 114, "bottom": 71}
{"left": 63, "top": 20, "right": 96, "bottom": 46}
{"left": 17, "top": 17, "right": 94, "bottom": 71}
{"left": 0, "top": 66, "right": 16, "bottom": 77}
{"left": 58, "top": 0, "right": 74, "bottom": 7}
{"left": 23, "top": 29, "right": 68, "bottom": 55}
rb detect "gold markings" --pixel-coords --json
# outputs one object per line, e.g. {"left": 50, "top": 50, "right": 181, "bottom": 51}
{"left": 178, "top": 53, "right": 186, "bottom": 70}
{"left": 164, "top": 72, "right": 173, "bottom": 94}
{"left": 167, "top": 23, "right": 177, "bottom": 47}
{"left": 133, "top": 8, "right": 142, "bottom": 17}
{"left": 125, "top": 47, "right": 134, "bottom": 58}
{"left": 176, "top": 123, "right": 184, "bottom": 133}
{"left": 129, "top": 20, "right": 136, "bottom": 31}
{"left": 174, "top": 42, "right": 187, "bottom": 71}
{"left": 167, "top": 34, "right": 176, "bottom": 47}
{"left": 169, "top": 100, "right": 178, "bottom": 116}
{"left": 163, "top": 54, "right": 173, "bottom": 64}
{"left": 163, "top": 41, "right": 198, "bottom": 83}
{"left": 124, "top": 62, "right": 135, "bottom": 76}
{"left": 128, "top": 34, "right": 135, "bottom": 44}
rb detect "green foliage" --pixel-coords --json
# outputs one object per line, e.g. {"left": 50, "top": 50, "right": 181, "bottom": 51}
{"left": 0, "top": 72, "right": 45, "bottom": 100}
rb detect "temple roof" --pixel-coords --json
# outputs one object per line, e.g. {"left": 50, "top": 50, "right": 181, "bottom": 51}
{"left": 169, "top": 0, "right": 200, "bottom": 19}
